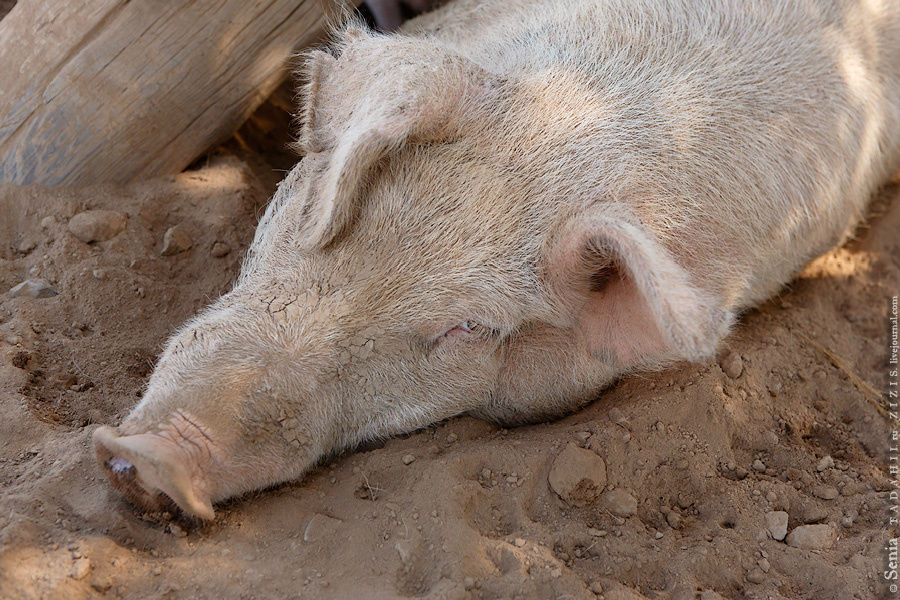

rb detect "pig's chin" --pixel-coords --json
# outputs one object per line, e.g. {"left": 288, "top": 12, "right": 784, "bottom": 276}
{"left": 92, "top": 420, "right": 218, "bottom": 521}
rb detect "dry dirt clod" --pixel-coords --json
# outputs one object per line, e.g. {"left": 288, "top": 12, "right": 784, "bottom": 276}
{"left": 666, "top": 510, "right": 682, "bottom": 529}
{"left": 816, "top": 455, "right": 834, "bottom": 471}
{"left": 812, "top": 485, "right": 839, "bottom": 500}
{"left": 8, "top": 279, "right": 58, "bottom": 299}
{"left": 211, "top": 241, "right": 231, "bottom": 257}
{"left": 547, "top": 443, "right": 607, "bottom": 507}
{"left": 602, "top": 488, "right": 637, "bottom": 517}
{"left": 719, "top": 351, "right": 743, "bottom": 378}
{"left": 589, "top": 580, "right": 604, "bottom": 595}
{"left": 70, "top": 557, "right": 91, "bottom": 580}
{"left": 785, "top": 524, "right": 836, "bottom": 549}
{"left": 68, "top": 210, "right": 126, "bottom": 243}
{"left": 765, "top": 510, "right": 788, "bottom": 541}
{"left": 746, "top": 568, "right": 766, "bottom": 584}
{"left": 91, "top": 572, "right": 113, "bottom": 593}
{"left": 162, "top": 224, "right": 193, "bottom": 255}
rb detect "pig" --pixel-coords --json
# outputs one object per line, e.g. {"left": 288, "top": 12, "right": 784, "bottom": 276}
{"left": 93, "top": 0, "right": 900, "bottom": 520}
{"left": 365, "top": 0, "right": 441, "bottom": 31}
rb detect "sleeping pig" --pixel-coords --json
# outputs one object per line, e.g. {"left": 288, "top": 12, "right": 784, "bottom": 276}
{"left": 93, "top": 0, "right": 900, "bottom": 520}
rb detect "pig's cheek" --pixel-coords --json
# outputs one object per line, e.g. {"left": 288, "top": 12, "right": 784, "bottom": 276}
{"left": 496, "top": 326, "right": 593, "bottom": 398}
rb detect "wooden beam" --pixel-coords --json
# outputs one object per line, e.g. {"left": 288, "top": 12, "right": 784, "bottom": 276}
{"left": 0, "top": 0, "right": 334, "bottom": 186}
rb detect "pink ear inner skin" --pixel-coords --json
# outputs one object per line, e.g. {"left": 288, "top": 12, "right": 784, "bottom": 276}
{"left": 577, "top": 277, "right": 666, "bottom": 366}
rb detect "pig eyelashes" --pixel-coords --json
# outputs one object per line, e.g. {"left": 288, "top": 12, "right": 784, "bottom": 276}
{"left": 442, "top": 320, "right": 496, "bottom": 342}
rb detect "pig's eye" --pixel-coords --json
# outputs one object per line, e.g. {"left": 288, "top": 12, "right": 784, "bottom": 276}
{"left": 444, "top": 321, "right": 491, "bottom": 341}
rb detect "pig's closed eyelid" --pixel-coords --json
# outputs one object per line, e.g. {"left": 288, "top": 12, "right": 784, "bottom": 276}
{"left": 440, "top": 321, "right": 499, "bottom": 341}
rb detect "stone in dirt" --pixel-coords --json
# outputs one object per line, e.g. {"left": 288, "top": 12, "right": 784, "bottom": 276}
{"left": 812, "top": 485, "right": 839, "bottom": 500}
{"left": 719, "top": 351, "right": 743, "bottom": 379}
{"left": 68, "top": 210, "right": 126, "bottom": 243}
{"left": 746, "top": 568, "right": 766, "bottom": 584}
{"left": 765, "top": 510, "right": 788, "bottom": 541}
{"left": 162, "top": 224, "right": 193, "bottom": 255}
{"left": 602, "top": 488, "right": 637, "bottom": 518}
{"left": 70, "top": 558, "right": 91, "bottom": 580}
{"left": 816, "top": 455, "right": 834, "bottom": 471}
{"left": 8, "top": 279, "right": 58, "bottom": 299}
{"left": 211, "top": 241, "right": 231, "bottom": 257}
{"left": 548, "top": 443, "right": 607, "bottom": 507}
{"left": 785, "top": 524, "right": 836, "bottom": 549}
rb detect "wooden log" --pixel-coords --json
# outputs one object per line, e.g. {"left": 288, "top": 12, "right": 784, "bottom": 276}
{"left": 0, "top": 0, "right": 333, "bottom": 186}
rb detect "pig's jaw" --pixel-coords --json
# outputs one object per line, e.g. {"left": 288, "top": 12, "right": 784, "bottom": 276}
{"left": 93, "top": 409, "right": 221, "bottom": 520}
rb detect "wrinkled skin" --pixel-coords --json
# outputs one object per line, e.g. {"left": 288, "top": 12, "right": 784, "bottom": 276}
{"left": 94, "top": 0, "right": 900, "bottom": 520}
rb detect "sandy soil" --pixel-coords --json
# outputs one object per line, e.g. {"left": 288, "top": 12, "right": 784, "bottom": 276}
{"left": 0, "top": 148, "right": 898, "bottom": 600}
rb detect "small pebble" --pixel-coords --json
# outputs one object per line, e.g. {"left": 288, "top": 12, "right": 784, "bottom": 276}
{"left": 812, "top": 485, "right": 839, "bottom": 500}
{"left": 68, "top": 210, "right": 126, "bottom": 243}
{"left": 608, "top": 408, "right": 627, "bottom": 425}
{"left": 548, "top": 443, "right": 608, "bottom": 507}
{"left": 514, "top": 538, "right": 526, "bottom": 547}
{"left": 162, "top": 224, "right": 193, "bottom": 256}
{"left": 746, "top": 568, "right": 766, "bottom": 584}
{"left": 666, "top": 511, "right": 681, "bottom": 529}
{"left": 573, "top": 431, "right": 591, "bottom": 444}
{"left": 402, "top": 454, "right": 416, "bottom": 465}
{"left": 211, "top": 241, "right": 231, "bottom": 257}
{"left": 765, "top": 511, "right": 788, "bottom": 541}
{"left": 786, "top": 524, "right": 836, "bottom": 549}
{"left": 816, "top": 456, "right": 834, "bottom": 472}
{"left": 752, "top": 459, "right": 766, "bottom": 472}
{"left": 8, "top": 279, "right": 57, "bottom": 299}
{"left": 70, "top": 558, "right": 91, "bottom": 580}
{"left": 602, "top": 488, "right": 637, "bottom": 517}
{"left": 589, "top": 581, "right": 604, "bottom": 595}
{"left": 91, "top": 573, "right": 113, "bottom": 593}
{"left": 719, "top": 351, "right": 743, "bottom": 379}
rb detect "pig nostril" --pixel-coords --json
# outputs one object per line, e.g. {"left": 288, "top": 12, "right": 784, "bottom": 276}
{"left": 108, "top": 456, "right": 135, "bottom": 479}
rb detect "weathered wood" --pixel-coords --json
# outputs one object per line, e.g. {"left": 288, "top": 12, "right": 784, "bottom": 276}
{"left": 0, "top": 0, "right": 331, "bottom": 186}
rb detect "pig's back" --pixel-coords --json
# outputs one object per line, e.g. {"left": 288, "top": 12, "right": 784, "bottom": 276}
{"left": 405, "top": 0, "right": 900, "bottom": 309}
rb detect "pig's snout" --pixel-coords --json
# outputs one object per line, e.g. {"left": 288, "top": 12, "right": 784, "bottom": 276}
{"left": 93, "top": 423, "right": 216, "bottom": 521}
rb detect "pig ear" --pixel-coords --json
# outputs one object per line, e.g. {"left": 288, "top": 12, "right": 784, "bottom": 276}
{"left": 94, "top": 428, "right": 215, "bottom": 520}
{"left": 296, "top": 32, "right": 502, "bottom": 248}
{"left": 547, "top": 209, "right": 733, "bottom": 364}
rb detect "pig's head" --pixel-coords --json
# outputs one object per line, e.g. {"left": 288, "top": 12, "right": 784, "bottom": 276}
{"left": 94, "top": 29, "right": 731, "bottom": 519}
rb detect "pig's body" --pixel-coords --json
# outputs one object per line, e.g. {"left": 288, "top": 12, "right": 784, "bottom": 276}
{"left": 94, "top": 0, "right": 900, "bottom": 520}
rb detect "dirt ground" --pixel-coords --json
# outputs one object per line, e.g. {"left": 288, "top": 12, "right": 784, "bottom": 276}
{"left": 0, "top": 143, "right": 899, "bottom": 599}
